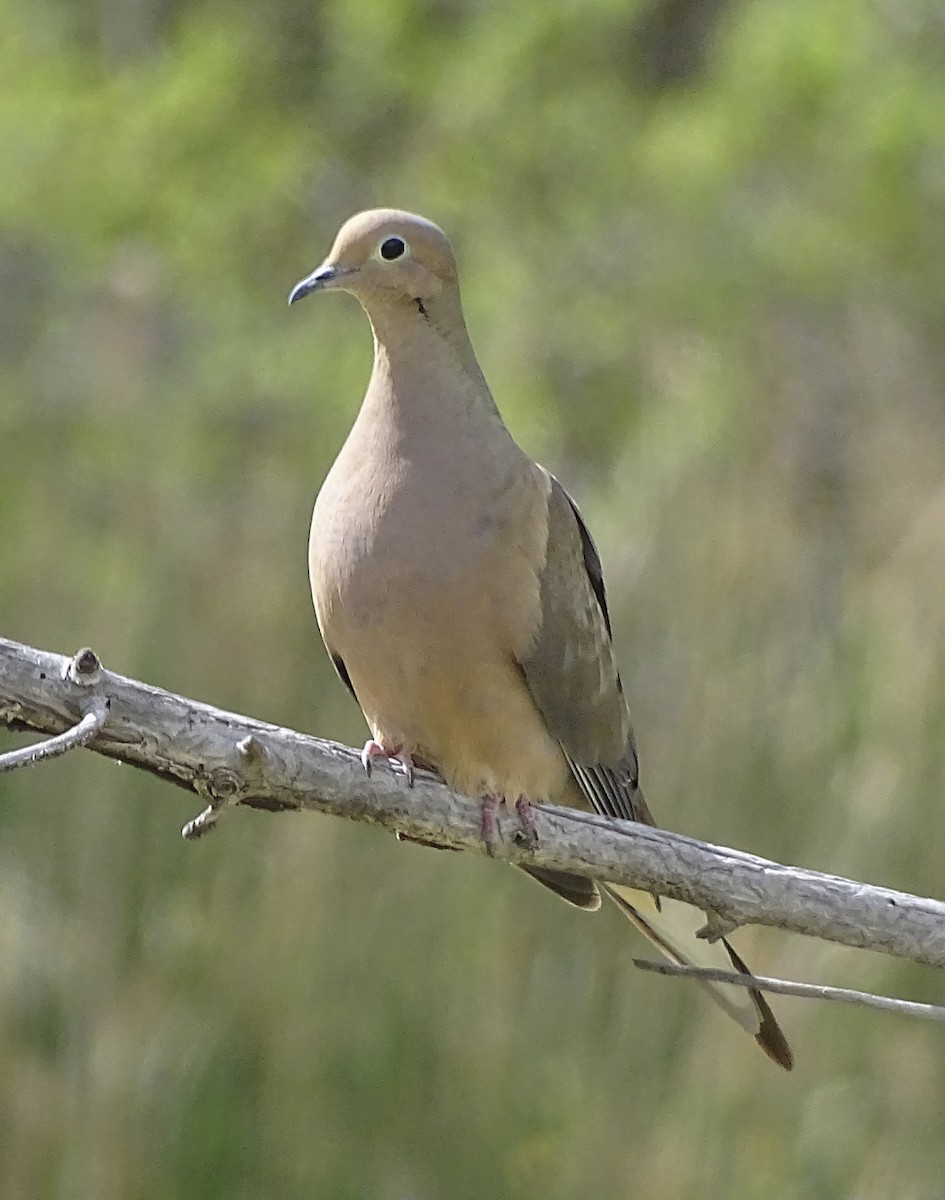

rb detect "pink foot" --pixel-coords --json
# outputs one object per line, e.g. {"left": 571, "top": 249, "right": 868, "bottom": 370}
{"left": 360, "top": 740, "right": 415, "bottom": 787}
{"left": 514, "top": 796, "right": 539, "bottom": 847}
{"left": 480, "top": 793, "right": 501, "bottom": 856}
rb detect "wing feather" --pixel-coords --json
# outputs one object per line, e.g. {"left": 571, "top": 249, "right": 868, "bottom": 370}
{"left": 518, "top": 472, "right": 643, "bottom": 822}
{"left": 516, "top": 471, "right": 792, "bottom": 1069}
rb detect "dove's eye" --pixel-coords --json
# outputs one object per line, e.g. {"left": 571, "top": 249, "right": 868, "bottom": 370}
{"left": 379, "top": 236, "right": 408, "bottom": 261}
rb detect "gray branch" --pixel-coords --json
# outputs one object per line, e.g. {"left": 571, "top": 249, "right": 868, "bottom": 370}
{"left": 0, "top": 646, "right": 108, "bottom": 772}
{"left": 2, "top": 635, "right": 944, "bottom": 970}
{"left": 633, "top": 960, "right": 945, "bottom": 1020}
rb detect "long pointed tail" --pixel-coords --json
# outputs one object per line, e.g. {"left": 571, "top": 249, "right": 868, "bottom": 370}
{"left": 605, "top": 884, "right": 793, "bottom": 1070}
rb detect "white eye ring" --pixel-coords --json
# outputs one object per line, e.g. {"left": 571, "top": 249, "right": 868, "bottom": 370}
{"left": 378, "top": 236, "right": 409, "bottom": 262}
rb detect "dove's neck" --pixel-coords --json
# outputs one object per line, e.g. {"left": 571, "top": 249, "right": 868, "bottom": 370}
{"left": 361, "top": 292, "right": 510, "bottom": 443}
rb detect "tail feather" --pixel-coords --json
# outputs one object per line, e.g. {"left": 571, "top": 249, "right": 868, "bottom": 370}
{"left": 723, "top": 939, "right": 794, "bottom": 1071}
{"left": 605, "top": 884, "right": 793, "bottom": 1070}
{"left": 522, "top": 865, "right": 602, "bottom": 910}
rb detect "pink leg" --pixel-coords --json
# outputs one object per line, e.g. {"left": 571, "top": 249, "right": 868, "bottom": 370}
{"left": 480, "top": 793, "right": 501, "bottom": 856}
{"left": 360, "top": 740, "right": 415, "bottom": 787}
{"left": 514, "top": 796, "right": 539, "bottom": 847}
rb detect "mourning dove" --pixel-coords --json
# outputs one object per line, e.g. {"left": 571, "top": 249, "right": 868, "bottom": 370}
{"left": 289, "top": 209, "right": 793, "bottom": 1070}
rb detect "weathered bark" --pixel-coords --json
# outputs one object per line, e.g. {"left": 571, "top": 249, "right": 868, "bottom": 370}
{"left": 2, "top": 635, "right": 944, "bottom": 969}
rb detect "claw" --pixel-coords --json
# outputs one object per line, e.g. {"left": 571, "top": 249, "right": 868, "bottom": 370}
{"left": 360, "top": 739, "right": 383, "bottom": 776}
{"left": 360, "top": 740, "right": 415, "bottom": 786}
{"left": 514, "top": 796, "right": 539, "bottom": 847}
{"left": 480, "top": 793, "right": 500, "bottom": 856}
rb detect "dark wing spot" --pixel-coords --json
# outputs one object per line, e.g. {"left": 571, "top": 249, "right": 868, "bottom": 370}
{"left": 562, "top": 491, "right": 612, "bottom": 639}
{"left": 331, "top": 653, "right": 358, "bottom": 701}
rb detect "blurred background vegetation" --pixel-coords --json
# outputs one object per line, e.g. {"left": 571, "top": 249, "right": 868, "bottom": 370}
{"left": 2, "top": 0, "right": 945, "bottom": 1195}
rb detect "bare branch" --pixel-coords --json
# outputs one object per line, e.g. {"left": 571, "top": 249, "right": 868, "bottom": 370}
{"left": 0, "top": 698, "right": 108, "bottom": 772}
{"left": 634, "top": 959, "right": 945, "bottom": 1020}
{"left": 2, "top": 635, "right": 945, "bottom": 970}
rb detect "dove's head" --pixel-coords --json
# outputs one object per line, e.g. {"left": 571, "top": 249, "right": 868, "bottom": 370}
{"left": 289, "top": 209, "right": 458, "bottom": 313}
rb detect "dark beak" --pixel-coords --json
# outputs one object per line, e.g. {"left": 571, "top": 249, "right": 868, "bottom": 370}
{"left": 288, "top": 264, "right": 351, "bottom": 305}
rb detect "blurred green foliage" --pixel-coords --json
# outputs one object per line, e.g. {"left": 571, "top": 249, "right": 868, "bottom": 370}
{"left": 3, "top": 0, "right": 945, "bottom": 1195}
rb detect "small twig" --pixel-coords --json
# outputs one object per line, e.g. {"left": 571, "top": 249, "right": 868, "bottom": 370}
{"left": 0, "top": 695, "right": 108, "bottom": 774}
{"left": 634, "top": 958, "right": 945, "bottom": 1021}
{"left": 182, "top": 805, "right": 221, "bottom": 840}
{"left": 695, "top": 910, "right": 739, "bottom": 943}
